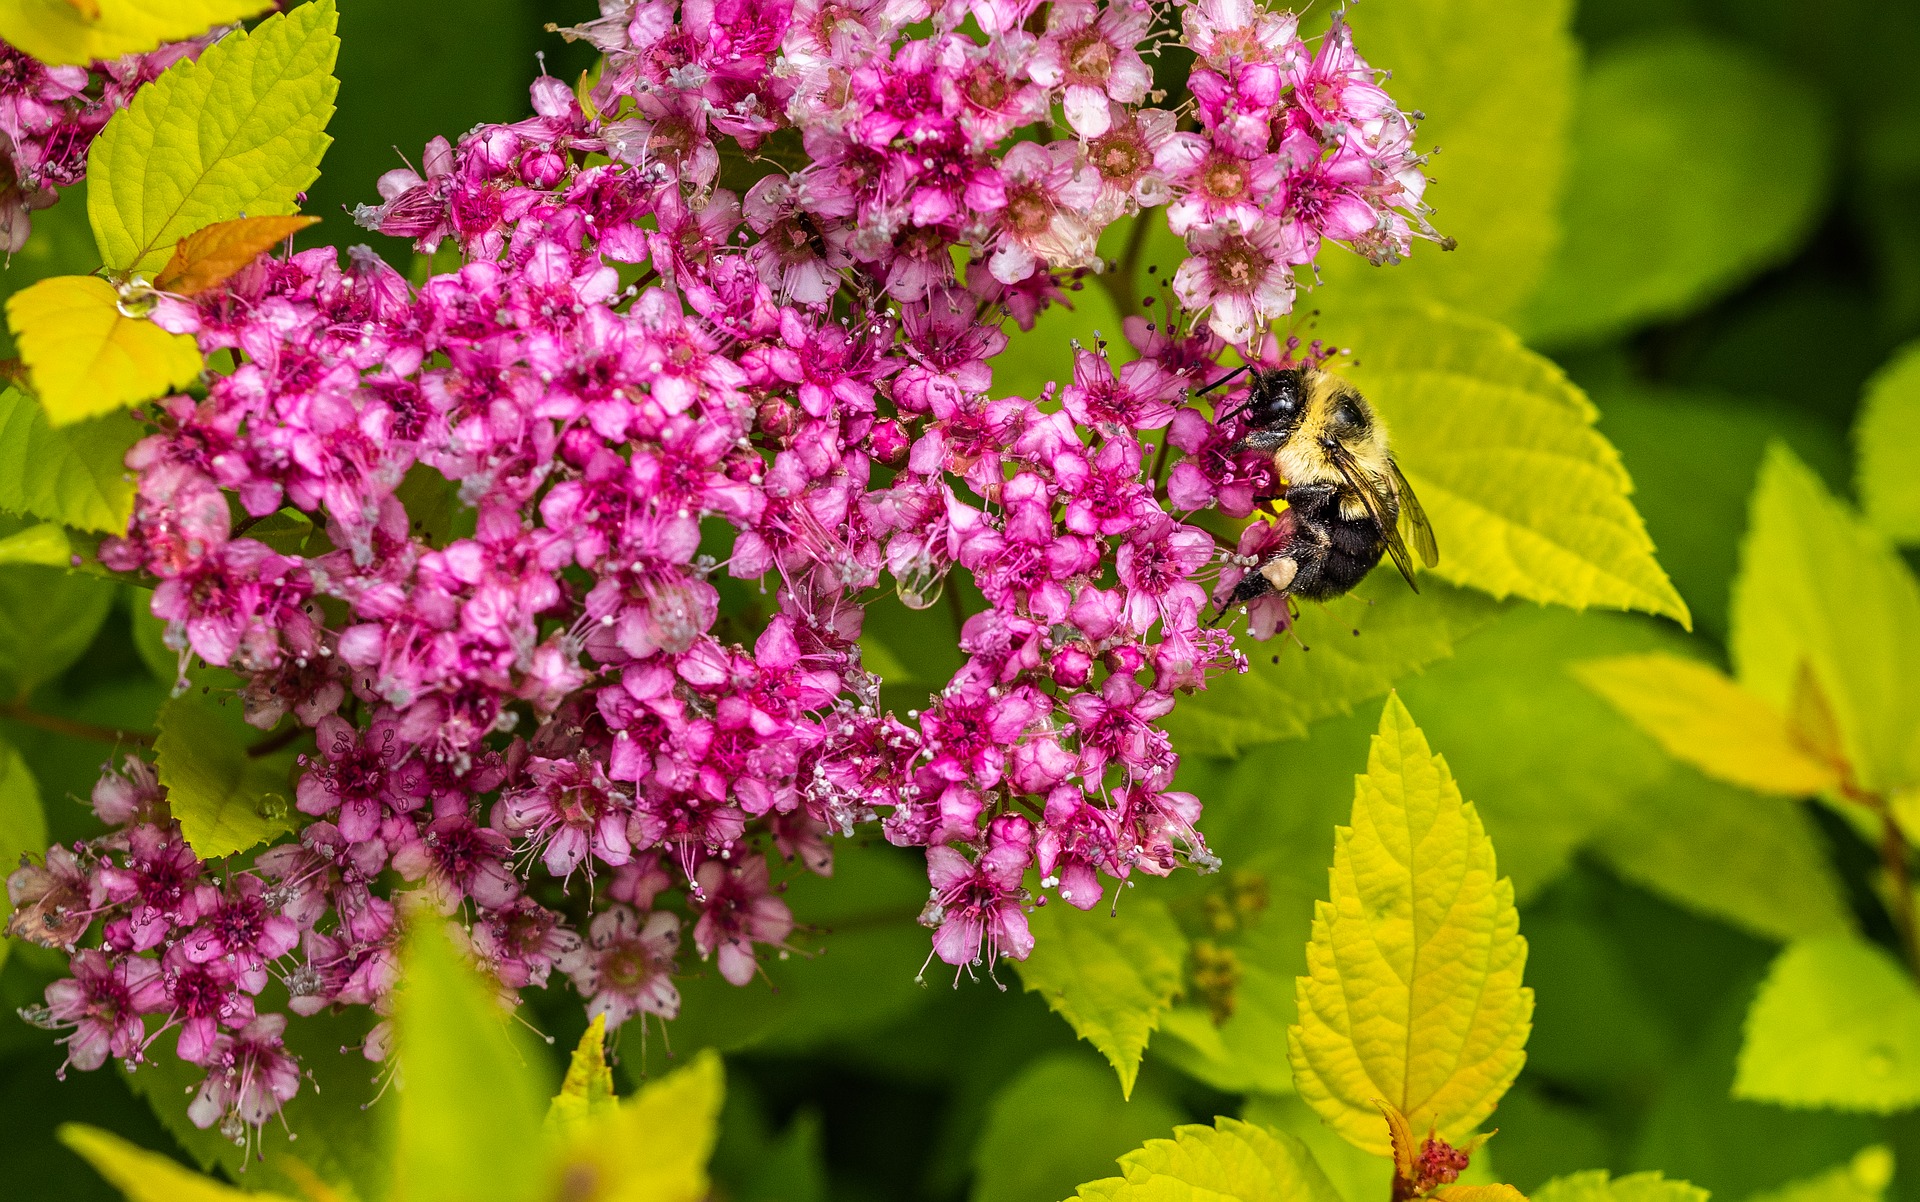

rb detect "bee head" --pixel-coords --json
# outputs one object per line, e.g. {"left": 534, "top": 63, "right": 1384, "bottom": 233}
{"left": 1227, "top": 367, "right": 1304, "bottom": 452}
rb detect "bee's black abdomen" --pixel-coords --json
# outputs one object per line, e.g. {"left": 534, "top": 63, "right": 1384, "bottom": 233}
{"left": 1292, "top": 513, "right": 1385, "bottom": 600}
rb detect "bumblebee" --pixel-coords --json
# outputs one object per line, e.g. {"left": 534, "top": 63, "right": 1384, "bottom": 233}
{"left": 1215, "top": 365, "right": 1438, "bottom": 612}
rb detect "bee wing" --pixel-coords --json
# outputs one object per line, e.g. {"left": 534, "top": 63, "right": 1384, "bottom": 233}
{"left": 1326, "top": 441, "right": 1421, "bottom": 593}
{"left": 1389, "top": 458, "right": 1439, "bottom": 568}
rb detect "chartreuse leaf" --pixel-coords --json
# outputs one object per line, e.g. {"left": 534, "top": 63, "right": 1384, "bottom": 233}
{"left": 1519, "top": 35, "right": 1831, "bottom": 348}
{"left": 0, "top": 0, "right": 271, "bottom": 66}
{"left": 546, "top": 1013, "right": 617, "bottom": 1134}
{"left": 6, "top": 275, "right": 201, "bottom": 426}
{"left": 1327, "top": 301, "right": 1688, "bottom": 625}
{"left": 1159, "top": 576, "right": 1502, "bottom": 757}
{"left": 58, "top": 1124, "right": 297, "bottom": 1202}
{"left": 1857, "top": 341, "right": 1920, "bottom": 543}
{"left": 0, "top": 387, "right": 141, "bottom": 534}
{"left": 154, "top": 693, "right": 292, "bottom": 858}
{"left": 548, "top": 1050, "right": 725, "bottom": 1202}
{"left": 0, "top": 522, "right": 70, "bottom": 566}
{"left": 1532, "top": 1171, "right": 1707, "bottom": 1202}
{"left": 1015, "top": 894, "right": 1189, "bottom": 1098}
{"left": 1594, "top": 765, "right": 1853, "bottom": 944}
{"left": 1288, "top": 693, "right": 1532, "bottom": 1155}
{"left": 1067, "top": 1118, "right": 1345, "bottom": 1202}
{"left": 1731, "top": 444, "right": 1920, "bottom": 794}
{"left": 87, "top": 0, "right": 339, "bottom": 276}
{"left": 1735, "top": 936, "right": 1920, "bottom": 1113}
{"left": 1311, "top": 0, "right": 1576, "bottom": 322}
{"left": 0, "top": 740, "right": 45, "bottom": 974}
{"left": 1574, "top": 652, "right": 1840, "bottom": 796}
{"left": 392, "top": 912, "right": 548, "bottom": 1202}
{"left": 154, "top": 214, "right": 320, "bottom": 295}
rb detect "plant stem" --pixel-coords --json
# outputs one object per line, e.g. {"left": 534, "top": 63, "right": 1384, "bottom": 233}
{"left": 1877, "top": 802, "right": 1920, "bottom": 977}
{"left": 0, "top": 701, "right": 153, "bottom": 748}
{"left": 1095, "top": 213, "right": 1157, "bottom": 321}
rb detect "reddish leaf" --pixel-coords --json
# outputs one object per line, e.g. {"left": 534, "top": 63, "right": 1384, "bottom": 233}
{"left": 152, "top": 215, "right": 319, "bottom": 295}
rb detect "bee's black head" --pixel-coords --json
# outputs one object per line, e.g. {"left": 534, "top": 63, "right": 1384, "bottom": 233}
{"left": 1228, "top": 367, "right": 1304, "bottom": 452}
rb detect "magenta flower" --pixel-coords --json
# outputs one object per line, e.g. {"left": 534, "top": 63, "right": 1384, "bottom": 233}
{"left": 567, "top": 905, "right": 683, "bottom": 1029}
{"left": 692, "top": 855, "right": 794, "bottom": 985}
{"left": 920, "top": 816, "right": 1034, "bottom": 968}
{"left": 30, "top": 950, "right": 166, "bottom": 1075}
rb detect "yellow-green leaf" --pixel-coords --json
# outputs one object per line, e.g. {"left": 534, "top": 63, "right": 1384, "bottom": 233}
{"left": 0, "top": 0, "right": 271, "bottom": 66}
{"left": 1730, "top": 444, "right": 1920, "bottom": 794}
{"left": 1288, "top": 693, "right": 1532, "bottom": 1155}
{"left": 1574, "top": 652, "right": 1840, "bottom": 796}
{"left": 546, "top": 1013, "right": 617, "bottom": 1134}
{"left": 59, "top": 1123, "right": 298, "bottom": 1202}
{"left": 1735, "top": 936, "right": 1920, "bottom": 1113}
{"left": 1066, "top": 1117, "right": 1346, "bottom": 1202}
{"left": 1857, "top": 341, "right": 1920, "bottom": 544}
{"left": 154, "top": 214, "right": 319, "bottom": 295}
{"left": 1014, "top": 895, "right": 1189, "bottom": 1099}
{"left": 552, "top": 1049, "right": 725, "bottom": 1202}
{"left": 1310, "top": 0, "right": 1576, "bottom": 322}
{"left": 0, "top": 387, "right": 140, "bottom": 534}
{"left": 1532, "top": 1171, "right": 1707, "bottom": 1202}
{"left": 392, "top": 913, "right": 548, "bottom": 1202}
{"left": 0, "top": 521, "right": 70, "bottom": 566}
{"left": 1436, "top": 1187, "right": 1530, "bottom": 1202}
{"left": 88, "top": 0, "right": 338, "bottom": 276}
{"left": 154, "top": 693, "right": 291, "bottom": 858}
{"left": 6, "top": 275, "right": 201, "bottom": 426}
{"left": 1747, "top": 1147, "right": 1895, "bottom": 1202}
{"left": 1329, "top": 301, "right": 1688, "bottom": 625}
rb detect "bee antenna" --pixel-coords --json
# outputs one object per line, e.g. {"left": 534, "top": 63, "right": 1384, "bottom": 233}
{"left": 1196, "top": 364, "right": 1250, "bottom": 395}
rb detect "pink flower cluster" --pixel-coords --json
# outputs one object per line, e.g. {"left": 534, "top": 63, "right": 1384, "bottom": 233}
{"left": 7, "top": 0, "right": 1439, "bottom": 1144}
{"left": 0, "top": 34, "right": 217, "bottom": 251}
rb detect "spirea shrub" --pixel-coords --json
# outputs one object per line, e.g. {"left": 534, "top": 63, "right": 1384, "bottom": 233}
{"left": 2, "top": 0, "right": 1448, "bottom": 1144}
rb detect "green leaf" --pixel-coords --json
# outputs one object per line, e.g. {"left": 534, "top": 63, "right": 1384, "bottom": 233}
{"left": 1532, "top": 1171, "right": 1707, "bottom": 1202}
{"left": 153, "top": 693, "right": 292, "bottom": 858}
{"left": 0, "top": 558, "right": 114, "bottom": 698}
{"left": 0, "top": 386, "right": 138, "bottom": 535}
{"left": 87, "top": 0, "right": 339, "bottom": 276}
{"left": 0, "top": 739, "right": 45, "bottom": 974}
{"left": 1288, "top": 694, "right": 1532, "bottom": 1155}
{"left": 647, "top": 840, "right": 932, "bottom": 1056}
{"left": 0, "top": 0, "right": 272, "bottom": 66}
{"left": 553, "top": 1050, "right": 725, "bottom": 1202}
{"left": 1066, "top": 1117, "right": 1346, "bottom": 1202}
{"left": 58, "top": 1124, "right": 296, "bottom": 1202}
{"left": 1329, "top": 301, "right": 1688, "bottom": 625}
{"left": 1594, "top": 384, "right": 1850, "bottom": 643}
{"left": 1518, "top": 35, "right": 1832, "bottom": 347}
{"left": 6, "top": 275, "right": 202, "bottom": 425}
{"left": 1594, "top": 765, "right": 1854, "bottom": 945}
{"left": 1730, "top": 444, "right": 1920, "bottom": 794}
{"left": 1735, "top": 936, "right": 1920, "bottom": 1113}
{"left": 0, "top": 522, "right": 70, "bottom": 567}
{"left": 1310, "top": 0, "right": 1577, "bottom": 322}
{"left": 1857, "top": 341, "right": 1920, "bottom": 544}
{"left": 1574, "top": 652, "right": 1840, "bottom": 796}
{"left": 971, "top": 1052, "right": 1184, "bottom": 1202}
{"left": 1159, "top": 575, "right": 1502, "bottom": 757}
{"left": 1746, "top": 1148, "right": 1896, "bottom": 1202}
{"left": 392, "top": 911, "right": 549, "bottom": 1202}
{"left": 1015, "top": 894, "right": 1189, "bottom": 1099}
{"left": 1736, "top": 1148, "right": 1895, "bottom": 1202}
{"left": 546, "top": 1014, "right": 616, "bottom": 1134}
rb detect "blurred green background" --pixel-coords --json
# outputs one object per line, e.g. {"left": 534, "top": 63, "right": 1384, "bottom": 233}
{"left": 4, "top": 0, "right": 1920, "bottom": 1200}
